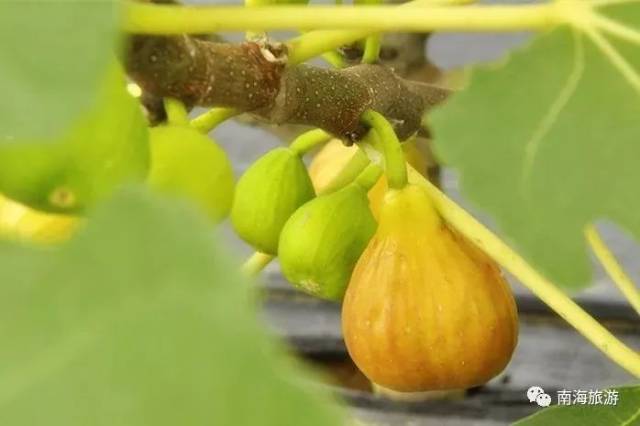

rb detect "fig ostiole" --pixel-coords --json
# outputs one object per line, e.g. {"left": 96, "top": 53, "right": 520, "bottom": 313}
{"left": 278, "top": 165, "right": 381, "bottom": 301}
{"left": 342, "top": 184, "right": 518, "bottom": 392}
{"left": 148, "top": 126, "right": 234, "bottom": 223}
{"left": 231, "top": 147, "right": 315, "bottom": 255}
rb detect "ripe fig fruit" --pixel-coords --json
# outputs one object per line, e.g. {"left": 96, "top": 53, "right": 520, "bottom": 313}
{"left": 231, "top": 147, "right": 315, "bottom": 254}
{"left": 148, "top": 126, "right": 234, "bottom": 223}
{"left": 342, "top": 184, "right": 518, "bottom": 392}
{"left": 278, "top": 181, "right": 376, "bottom": 301}
{"left": 0, "top": 194, "right": 79, "bottom": 244}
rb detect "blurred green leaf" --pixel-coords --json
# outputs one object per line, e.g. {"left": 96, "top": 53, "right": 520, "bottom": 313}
{"left": 0, "top": 0, "right": 120, "bottom": 141}
{"left": 514, "top": 386, "right": 640, "bottom": 425}
{"left": 0, "top": 188, "right": 344, "bottom": 425}
{"left": 0, "top": 64, "right": 149, "bottom": 213}
{"left": 430, "top": 21, "right": 640, "bottom": 288}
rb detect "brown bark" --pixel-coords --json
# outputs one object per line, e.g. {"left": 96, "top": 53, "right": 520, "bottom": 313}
{"left": 125, "top": 35, "right": 450, "bottom": 142}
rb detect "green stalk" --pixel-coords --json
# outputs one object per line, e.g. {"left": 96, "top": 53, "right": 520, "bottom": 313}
{"left": 318, "top": 150, "right": 371, "bottom": 195}
{"left": 358, "top": 0, "right": 383, "bottom": 64}
{"left": 163, "top": 97, "right": 189, "bottom": 126}
{"left": 123, "top": 2, "right": 560, "bottom": 36}
{"left": 322, "top": 51, "right": 347, "bottom": 68}
{"left": 289, "top": 129, "right": 332, "bottom": 156}
{"left": 190, "top": 107, "right": 239, "bottom": 133}
{"left": 354, "top": 163, "right": 383, "bottom": 190}
{"left": 360, "top": 109, "right": 407, "bottom": 190}
{"left": 285, "top": 0, "right": 492, "bottom": 64}
{"left": 361, "top": 34, "right": 382, "bottom": 64}
{"left": 585, "top": 225, "right": 640, "bottom": 316}
{"left": 242, "top": 252, "right": 274, "bottom": 276}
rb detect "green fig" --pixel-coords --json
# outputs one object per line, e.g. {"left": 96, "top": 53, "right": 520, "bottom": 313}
{"left": 231, "top": 147, "right": 315, "bottom": 254}
{"left": 0, "top": 63, "right": 149, "bottom": 214}
{"left": 148, "top": 126, "right": 234, "bottom": 223}
{"left": 278, "top": 181, "right": 377, "bottom": 301}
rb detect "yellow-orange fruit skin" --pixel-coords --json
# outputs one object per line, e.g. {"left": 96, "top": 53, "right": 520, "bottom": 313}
{"left": 342, "top": 185, "right": 518, "bottom": 392}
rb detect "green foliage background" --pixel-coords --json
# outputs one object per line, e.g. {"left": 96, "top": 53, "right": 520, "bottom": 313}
{"left": 0, "top": 189, "right": 345, "bottom": 425}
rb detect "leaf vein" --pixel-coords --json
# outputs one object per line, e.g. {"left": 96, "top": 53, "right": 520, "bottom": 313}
{"left": 621, "top": 406, "right": 640, "bottom": 426}
{"left": 521, "top": 29, "right": 585, "bottom": 188}
{"left": 584, "top": 26, "right": 640, "bottom": 94}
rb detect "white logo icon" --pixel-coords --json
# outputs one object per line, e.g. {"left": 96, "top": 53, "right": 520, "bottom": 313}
{"left": 527, "top": 386, "right": 544, "bottom": 402}
{"left": 527, "top": 386, "right": 551, "bottom": 407}
{"left": 536, "top": 393, "right": 552, "bottom": 407}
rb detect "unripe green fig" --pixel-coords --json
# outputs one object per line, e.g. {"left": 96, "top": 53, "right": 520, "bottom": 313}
{"left": 148, "top": 126, "right": 234, "bottom": 223}
{"left": 0, "top": 64, "right": 149, "bottom": 214}
{"left": 231, "top": 147, "right": 315, "bottom": 254}
{"left": 278, "top": 182, "right": 377, "bottom": 301}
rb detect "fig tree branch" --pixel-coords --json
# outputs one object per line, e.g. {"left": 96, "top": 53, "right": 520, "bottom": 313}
{"left": 125, "top": 35, "right": 449, "bottom": 141}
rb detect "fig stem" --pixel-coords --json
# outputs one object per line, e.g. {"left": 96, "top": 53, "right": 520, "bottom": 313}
{"left": 190, "top": 107, "right": 240, "bottom": 133}
{"left": 361, "top": 34, "right": 381, "bottom": 64}
{"left": 289, "top": 129, "right": 332, "bottom": 156}
{"left": 361, "top": 110, "right": 408, "bottom": 190}
{"left": 242, "top": 251, "right": 274, "bottom": 276}
{"left": 585, "top": 225, "right": 640, "bottom": 316}
{"left": 163, "top": 97, "right": 189, "bottom": 126}
{"left": 405, "top": 166, "right": 640, "bottom": 378}
{"left": 321, "top": 51, "right": 347, "bottom": 68}
{"left": 354, "top": 164, "right": 383, "bottom": 191}
{"left": 359, "top": 0, "right": 383, "bottom": 66}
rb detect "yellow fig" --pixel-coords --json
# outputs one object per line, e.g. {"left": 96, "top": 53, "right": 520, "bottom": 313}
{"left": 342, "top": 184, "right": 518, "bottom": 392}
{"left": 0, "top": 194, "right": 79, "bottom": 244}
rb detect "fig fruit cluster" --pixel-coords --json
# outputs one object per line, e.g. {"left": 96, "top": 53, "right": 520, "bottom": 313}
{"left": 231, "top": 143, "right": 375, "bottom": 301}
{"left": 305, "top": 137, "right": 517, "bottom": 392}
{"left": 0, "top": 124, "right": 235, "bottom": 244}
